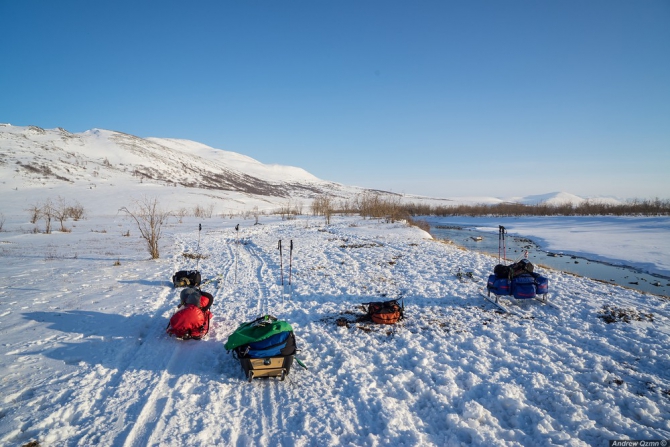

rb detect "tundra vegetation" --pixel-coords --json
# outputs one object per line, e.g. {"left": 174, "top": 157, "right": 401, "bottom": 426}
{"left": 27, "top": 196, "right": 85, "bottom": 234}
{"left": 119, "top": 196, "right": 170, "bottom": 259}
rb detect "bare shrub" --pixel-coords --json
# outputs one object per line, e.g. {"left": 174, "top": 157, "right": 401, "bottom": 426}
{"left": 253, "top": 206, "right": 260, "bottom": 225}
{"left": 292, "top": 200, "right": 304, "bottom": 216}
{"left": 354, "top": 192, "right": 406, "bottom": 221}
{"left": 407, "top": 217, "right": 431, "bottom": 233}
{"left": 193, "top": 203, "right": 214, "bottom": 218}
{"left": 66, "top": 201, "right": 85, "bottom": 220}
{"left": 193, "top": 204, "right": 206, "bottom": 218}
{"left": 27, "top": 204, "right": 41, "bottom": 224}
{"left": 175, "top": 207, "right": 188, "bottom": 223}
{"left": 41, "top": 198, "right": 55, "bottom": 234}
{"left": 414, "top": 197, "right": 670, "bottom": 217}
{"left": 120, "top": 197, "right": 171, "bottom": 259}
{"left": 312, "top": 194, "right": 334, "bottom": 224}
{"left": 278, "top": 201, "right": 290, "bottom": 221}
{"left": 276, "top": 200, "right": 303, "bottom": 220}
{"left": 53, "top": 196, "right": 70, "bottom": 232}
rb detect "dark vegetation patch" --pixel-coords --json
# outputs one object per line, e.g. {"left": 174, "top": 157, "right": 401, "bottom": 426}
{"left": 598, "top": 305, "right": 654, "bottom": 324}
{"left": 340, "top": 242, "right": 383, "bottom": 249}
{"left": 16, "top": 161, "right": 71, "bottom": 182}
{"left": 182, "top": 252, "right": 208, "bottom": 260}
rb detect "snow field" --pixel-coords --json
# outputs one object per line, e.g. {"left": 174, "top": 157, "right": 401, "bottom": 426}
{"left": 0, "top": 215, "right": 669, "bottom": 446}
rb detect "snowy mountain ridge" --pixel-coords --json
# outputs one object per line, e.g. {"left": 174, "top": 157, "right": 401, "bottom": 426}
{"left": 0, "top": 124, "right": 620, "bottom": 215}
{"left": 0, "top": 124, "right": 360, "bottom": 215}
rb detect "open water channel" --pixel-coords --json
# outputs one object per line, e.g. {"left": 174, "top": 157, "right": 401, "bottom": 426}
{"left": 429, "top": 224, "right": 670, "bottom": 298}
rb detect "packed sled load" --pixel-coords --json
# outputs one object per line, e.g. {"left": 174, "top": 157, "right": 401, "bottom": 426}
{"left": 172, "top": 269, "right": 201, "bottom": 288}
{"left": 482, "top": 225, "right": 552, "bottom": 312}
{"left": 224, "top": 315, "right": 297, "bottom": 382}
{"left": 486, "top": 259, "right": 549, "bottom": 300}
{"left": 166, "top": 287, "right": 213, "bottom": 340}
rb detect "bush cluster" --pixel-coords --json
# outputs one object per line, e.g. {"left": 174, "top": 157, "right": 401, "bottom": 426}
{"left": 395, "top": 198, "right": 670, "bottom": 217}
{"left": 27, "top": 196, "right": 85, "bottom": 233}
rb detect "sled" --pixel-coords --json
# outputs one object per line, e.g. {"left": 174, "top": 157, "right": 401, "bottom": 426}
{"left": 482, "top": 275, "right": 556, "bottom": 314}
{"left": 481, "top": 226, "right": 556, "bottom": 313}
{"left": 239, "top": 355, "right": 294, "bottom": 382}
{"left": 224, "top": 315, "right": 298, "bottom": 383}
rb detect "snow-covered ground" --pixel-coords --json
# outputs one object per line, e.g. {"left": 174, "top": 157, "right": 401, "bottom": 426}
{"left": 1, "top": 214, "right": 669, "bottom": 446}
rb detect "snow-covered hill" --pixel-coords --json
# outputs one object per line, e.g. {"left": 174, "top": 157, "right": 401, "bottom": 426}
{"left": 1, "top": 124, "right": 621, "bottom": 218}
{"left": 509, "top": 192, "right": 623, "bottom": 206}
{"left": 0, "top": 124, "right": 357, "bottom": 215}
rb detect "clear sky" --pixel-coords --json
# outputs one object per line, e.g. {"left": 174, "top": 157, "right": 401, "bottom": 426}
{"left": 2, "top": 1, "right": 669, "bottom": 200}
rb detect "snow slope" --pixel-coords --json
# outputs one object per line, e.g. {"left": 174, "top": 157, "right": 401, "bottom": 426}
{"left": 1, "top": 215, "right": 668, "bottom": 446}
{"left": 0, "top": 124, "right": 353, "bottom": 216}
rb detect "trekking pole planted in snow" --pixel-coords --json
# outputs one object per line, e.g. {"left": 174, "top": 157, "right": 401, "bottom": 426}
{"left": 234, "top": 224, "right": 239, "bottom": 285}
{"left": 289, "top": 240, "right": 293, "bottom": 286}
{"left": 196, "top": 223, "right": 202, "bottom": 271}
{"left": 498, "top": 225, "right": 506, "bottom": 263}
{"left": 278, "top": 240, "right": 284, "bottom": 286}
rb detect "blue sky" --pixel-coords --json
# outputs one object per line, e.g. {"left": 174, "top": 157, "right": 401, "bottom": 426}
{"left": 2, "top": 1, "right": 668, "bottom": 199}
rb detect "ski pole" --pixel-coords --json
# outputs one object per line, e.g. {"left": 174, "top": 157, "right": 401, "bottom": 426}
{"left": 503, "top": 227, "right": 507, "bottom": 261}
{"left": 196, "top": 223, "right": 202, "bottom": 270}
{"left": 498, "top": 225, "right": 507, "bottom": 264}
{"left": 278, "top": 240, "right": 284, "bottom": 285}
{"left": 234, "top": 224, "right": 239, "bottom": 285}
{"left": 289, "top": 239, "right": 293, "bottom": 286}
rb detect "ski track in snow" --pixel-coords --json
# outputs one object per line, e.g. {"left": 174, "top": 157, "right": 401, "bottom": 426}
{"left": 0, "top": 216, "right": 669, "bottom": 446}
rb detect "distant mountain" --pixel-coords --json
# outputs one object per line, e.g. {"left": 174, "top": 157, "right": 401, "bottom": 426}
{"left": 504, "top": 191, "right": 623, "bottom": 206}
{"left": 0, "top": 124, "right": 361, "bottom": 214}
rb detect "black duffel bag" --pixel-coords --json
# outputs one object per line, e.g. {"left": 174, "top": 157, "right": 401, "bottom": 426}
{"left": 172, "top": 270, "right": 201, "bottom": 288}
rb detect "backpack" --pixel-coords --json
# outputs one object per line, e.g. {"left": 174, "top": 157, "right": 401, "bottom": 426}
{"left": 166, "top": 305, "right": 212, "bottom": 339}
{"left": 166, "top": 290, "right": 213, "bottom": 340}
{"left": 511, "top": 273, "right": 536, "bottom": 299}
{"left": 510, "top": 259, "right": 534, "bottom": 277}
{"left": 533, "top": 273, "right": 549, "bottom": 294}
{"left": 173, "top": 270, "right": 201, "bottom": 288}
{"left": 225, "top": 316, "right": 296, "bottom": 355}
{"left": 487, "top": 274, "right": 511, "bottom": 296}
{"left": 366, "top": 299, "right": 404, "bottom": 324}
{"left": 493, "top": 264, "right": 510, "bottom": 279}
{"left": 179, "top": 288, "right": 213, "bottom": 311}
{"left": 235, "top": 331, "right": 296, "bottom": 358}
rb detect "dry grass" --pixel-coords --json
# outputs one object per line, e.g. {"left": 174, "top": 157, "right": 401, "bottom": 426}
{"left": 598, "top": 305, "right": 654, "bottom": 324}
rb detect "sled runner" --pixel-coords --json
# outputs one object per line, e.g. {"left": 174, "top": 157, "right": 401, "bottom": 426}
{"left": 166, "top": 287, "right": 213, "bottom": 340}
{"left": 224, "top": 315, "right": 298, "bottom": 382}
